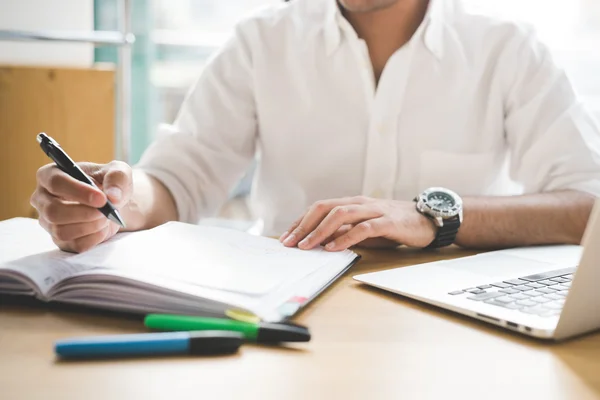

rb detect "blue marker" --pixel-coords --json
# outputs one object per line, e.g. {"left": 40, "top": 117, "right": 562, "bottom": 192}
{"left": 55, "top": 331, "right": 244, "bottom": 359}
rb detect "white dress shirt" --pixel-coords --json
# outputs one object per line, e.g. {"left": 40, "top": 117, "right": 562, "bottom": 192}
{"left": 137, "top": 0, "right": 600, "bottom": 236}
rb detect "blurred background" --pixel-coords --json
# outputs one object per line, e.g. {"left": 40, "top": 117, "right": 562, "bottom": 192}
{"left": 95, "top": 0, "right": 281, "bottom": 164}
{"left": 1, "top": 0, "right": 599, "bottom": 222}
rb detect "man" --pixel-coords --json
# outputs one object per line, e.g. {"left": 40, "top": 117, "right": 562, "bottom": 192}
{"left": 31, "top": 0, "right": 600, "bottom": 254}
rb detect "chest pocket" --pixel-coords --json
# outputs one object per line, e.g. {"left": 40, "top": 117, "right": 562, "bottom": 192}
{"left": 418, "top": 150, "right": 503, "bottom": 196}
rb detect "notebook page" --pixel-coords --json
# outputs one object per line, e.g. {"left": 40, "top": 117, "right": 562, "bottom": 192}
{"left": 0, "top": 218, "right": 128, "bottom": 296}
{"left": 0, "top": 218, "right": 57, "bottom": 265}
{"left": 68, "top": 222, "right": 357, "bottom": 296}
{"left": 0, "top": 218, "right": 74, "bottom": 295}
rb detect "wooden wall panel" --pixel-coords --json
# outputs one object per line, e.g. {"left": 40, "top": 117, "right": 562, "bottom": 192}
{"left": 0, "top": 65, "right": 115, "bottom": 220}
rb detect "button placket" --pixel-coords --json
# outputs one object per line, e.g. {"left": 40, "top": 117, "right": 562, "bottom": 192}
{"left": 362, "top": 46, "right": 415, "bottom": 200}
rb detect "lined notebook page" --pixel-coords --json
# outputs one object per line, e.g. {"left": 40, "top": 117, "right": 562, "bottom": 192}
{"left": 69, "top": 222, "right": 357, "bottom": 296}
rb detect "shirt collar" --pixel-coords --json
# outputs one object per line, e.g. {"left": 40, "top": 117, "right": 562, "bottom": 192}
{"left": 320, "top": 0, "right": 453, "bottom": 60}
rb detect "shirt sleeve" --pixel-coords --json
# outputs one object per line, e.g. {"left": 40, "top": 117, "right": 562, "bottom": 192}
{"left": 135, "top": 25, "right": 257, "bottom": 224}
{"left": 503, "top": 25, "right": 600, "bottom": 197}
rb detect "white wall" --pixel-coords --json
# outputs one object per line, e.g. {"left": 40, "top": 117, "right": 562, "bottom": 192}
{"left": 0, "top": 0, "right": 94, "bottom": 67}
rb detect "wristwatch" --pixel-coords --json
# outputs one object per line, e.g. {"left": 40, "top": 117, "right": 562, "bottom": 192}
{"left": 414, "top": 187, "right": 463, "bottom": 249}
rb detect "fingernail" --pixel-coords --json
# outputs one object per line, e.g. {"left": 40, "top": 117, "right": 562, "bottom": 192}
{"left": 298, "top": 234, "right": 313, "bottom": 248}
{"left": 279, "top": 231, "right": 289, "bottom": 242}
{"left": 325, "top": 241, "right": 336, "bottom": 250}
{"left": 105, "top": 187, "right": 122, "bottom": 202}
{"left": 283, "top": 234, "right": 296, "bottom": 246}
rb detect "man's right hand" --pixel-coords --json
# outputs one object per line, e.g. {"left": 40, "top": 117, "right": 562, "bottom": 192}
{"left": 31, "top": 161, "right": 133, "bottom": 253}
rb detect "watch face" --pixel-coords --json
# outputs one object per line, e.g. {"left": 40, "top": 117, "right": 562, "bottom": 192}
{"left": 417, "top": 187, "right": 462, "bottom": 220}
{"left": 427, "top": 191, "right": 456, "bottom": 211}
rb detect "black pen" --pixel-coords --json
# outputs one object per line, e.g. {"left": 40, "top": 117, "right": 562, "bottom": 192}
{"left": 36, "top": 132, "right": 126, "bottom": 228}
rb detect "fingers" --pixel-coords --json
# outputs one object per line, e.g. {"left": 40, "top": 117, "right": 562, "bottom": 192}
{"left": 32, "top": 160, "right": 131, "bottom": 253}
{"left": 59, "top": 225, "right": 112, "bottom": 253}
{"left": 36, "top": 164, "right": 106, "bottom": 207}
{"left": 35, "top": 161, "right": 133, "bottom": 208}
{"left": 106, "top": 221, "right": 121, "bottom": 239}
{"left": 281, "top": 196, "right": 371, "bottom": 248}
{"left": 39, "top": 216, "right": 109, "bottom": 242}
{"left": 39, "top": 216, "right": 113, "bottom": 253}
{"left": 324, "top": 217, "right": 393, "bottom": 252}
{"left": 31, "top": 188, "right": 105, "bottom": 224}
{"left": 99, "top": 161, "right": 133, "bottom": 206}
{"left": 279, "top": 216, "right": 303, "bottom": 243}
{"left": 297, "top": 205, "right": 382, "bottom": 249}
{"left": 321, "top": 224, "right": 352, "bottom": 246}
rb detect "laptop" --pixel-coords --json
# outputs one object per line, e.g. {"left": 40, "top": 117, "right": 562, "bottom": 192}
{"left": 354, "top": 201, "right": 600, "bottom": 340}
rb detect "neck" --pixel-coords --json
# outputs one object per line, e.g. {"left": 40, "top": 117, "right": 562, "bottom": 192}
{"left": 342, "top": 0, "right": 429, "bottom": 44}
{"left": 341, "top": 0, "right": 430, "bottom": 84}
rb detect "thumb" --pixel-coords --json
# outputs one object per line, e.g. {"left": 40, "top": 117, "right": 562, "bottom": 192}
{"left": 101, "top": 161, "right": 133, "bottom": 207}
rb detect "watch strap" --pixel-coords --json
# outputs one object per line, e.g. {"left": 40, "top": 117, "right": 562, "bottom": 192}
{"left": 425, "top": 215, "right": 460, "bottom": 249}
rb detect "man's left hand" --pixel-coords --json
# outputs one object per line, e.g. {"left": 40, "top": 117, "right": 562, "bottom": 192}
{"left": 280, "top": 196, "right": 437, "bottom": 251}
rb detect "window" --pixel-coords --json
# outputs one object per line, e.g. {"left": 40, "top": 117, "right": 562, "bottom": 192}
{"left": 152, "top": 0, "right": 280, "bottom": 128}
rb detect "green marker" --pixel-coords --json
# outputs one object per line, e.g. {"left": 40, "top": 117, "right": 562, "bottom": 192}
{"left": 144, "top": 314, "right": 311, "bottom": 343}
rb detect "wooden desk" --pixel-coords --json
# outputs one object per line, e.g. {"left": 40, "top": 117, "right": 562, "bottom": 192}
{"left": 1, "top": 248, "right": 599, "bottom": 400}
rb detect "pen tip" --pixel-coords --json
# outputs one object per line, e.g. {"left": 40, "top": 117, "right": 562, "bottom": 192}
{"left": 108, "top": 211, "right": 126, "bottom": 228}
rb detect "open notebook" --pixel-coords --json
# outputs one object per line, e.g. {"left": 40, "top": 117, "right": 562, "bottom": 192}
{"left": 0, "top": 218, "right": 360, "bottom": 322}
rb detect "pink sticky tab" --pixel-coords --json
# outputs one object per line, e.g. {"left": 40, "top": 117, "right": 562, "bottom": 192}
{"left": 289, "top": 296, "right": 308, "bottom": 304}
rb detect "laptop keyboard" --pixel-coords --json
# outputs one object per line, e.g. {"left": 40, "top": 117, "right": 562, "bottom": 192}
{"left": 448, "top": 267, "right": 576, "bottom": 318}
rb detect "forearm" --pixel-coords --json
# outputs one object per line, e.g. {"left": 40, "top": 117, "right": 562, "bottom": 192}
{"left": 120, "top": 170, "right": 178, "bottom": 231}
{"left": 455, "top": 190, "right": 596, "bottom": 249}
